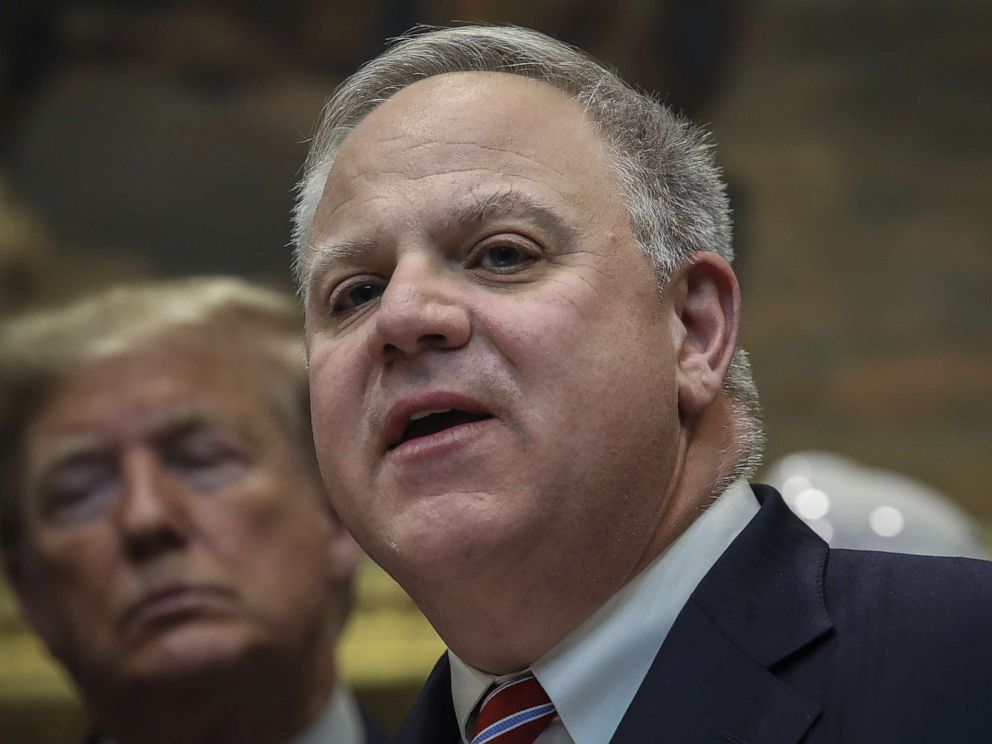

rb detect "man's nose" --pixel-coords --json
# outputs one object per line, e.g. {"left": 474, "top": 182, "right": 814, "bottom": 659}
{"left": 113, "top": 448, "right": 188, "bottom": 561}
{"left": 366, "top": 254, "right": 471, "bottom": 364}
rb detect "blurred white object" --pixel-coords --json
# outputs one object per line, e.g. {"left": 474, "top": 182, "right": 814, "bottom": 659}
{"left": 761, "top": 451, "right": 990, "bottom": 559}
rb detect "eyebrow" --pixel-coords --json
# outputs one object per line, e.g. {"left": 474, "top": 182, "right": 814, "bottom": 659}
{"left": 304, "top": 238, "right": 378, "bottom": 303}
{"left": 31, "top": 435, "right": 112, "bottom": 493}
{"left": 304, "top": 188, "right": 576, "bottom": 298}
{"left": 30, "top": 407, "right": 238, "bottom": 489}
{"left": 442, "top": 189, "right": 577, "bottom": 241}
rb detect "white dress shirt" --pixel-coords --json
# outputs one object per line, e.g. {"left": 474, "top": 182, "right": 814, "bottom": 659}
{"left": 450, "top": 478, "right": 759, "bottom": 744}
{"left": 292, "top": 685, "right": 366, "bottom": 744}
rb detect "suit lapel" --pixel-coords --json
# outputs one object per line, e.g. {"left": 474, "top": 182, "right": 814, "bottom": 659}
{"left": 611, "top": 486, "right": 832, "bottom": 744}
{"left": 392, "top": 653, "right": 463, "bottom": 744}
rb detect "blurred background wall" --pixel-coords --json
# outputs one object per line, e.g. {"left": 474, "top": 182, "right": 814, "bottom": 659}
{"left": 1, "top": 0, "right": 990, "bottom": 739}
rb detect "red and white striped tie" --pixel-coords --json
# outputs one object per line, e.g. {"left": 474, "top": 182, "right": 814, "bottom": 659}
{"left": 470, "top": 671, "right": 556, "bottom": 744}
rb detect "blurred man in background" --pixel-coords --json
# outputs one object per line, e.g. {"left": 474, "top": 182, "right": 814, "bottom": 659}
{"left": 294, "top": 26, "right": 992, "bottom": 743}
{"left": 0, "top": 278, "right": 381, "bottom": 744}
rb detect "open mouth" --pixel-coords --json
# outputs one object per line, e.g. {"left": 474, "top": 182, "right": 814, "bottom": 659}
{"left": 394, "top": 409, "right": 492, "bottom": 448}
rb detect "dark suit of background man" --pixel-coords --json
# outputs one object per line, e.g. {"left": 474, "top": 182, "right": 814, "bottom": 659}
{"left": 0, "top": 279, "right": 383, "bottom": 744}
{"left": 290, "top": 25, "right": 992, "bottom": 744}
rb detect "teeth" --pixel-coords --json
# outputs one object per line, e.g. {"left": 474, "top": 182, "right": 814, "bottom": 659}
{"left": 409, "top": 408, "right": 452, "bottom": 422}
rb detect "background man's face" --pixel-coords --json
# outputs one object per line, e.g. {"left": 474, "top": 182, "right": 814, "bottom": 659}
{"left": 15, "top": 337, "right": 351, "bottom": 691}
{"left": 305, "top": 72, "right": 684, "bottom": 594}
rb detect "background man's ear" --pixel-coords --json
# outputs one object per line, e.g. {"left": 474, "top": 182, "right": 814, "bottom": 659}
{"left": 4, "top": 554, "right": 62, "bottom": 656}
{"left": 671, "top": 252, "right": 741, "bottom": 416}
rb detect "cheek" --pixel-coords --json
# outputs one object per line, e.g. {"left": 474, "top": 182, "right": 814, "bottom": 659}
{"left": 40, "top": 535, "right": 120, "bottom": 598}
{"left": 197, "top": 498, "right": 330, "bottom": 616}
{"left": 489, "top": 280, "right": 679, "bottom": 472}
{"left": 28, "top": 535, "right": 130, "bottom": 651}
{"left": 195, "top": 517, "right": 328, "bottom": 651}
{"left": 199, "top": 490, "right": 297, "bottom": 563}
{"left": 308, "top": 340, "right": 372, "bottom": 471}
{"left": 492, "top": 282, "right": 671, "bottom": 401}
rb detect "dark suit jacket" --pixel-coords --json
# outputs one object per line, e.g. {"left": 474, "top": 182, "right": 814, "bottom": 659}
{"left": 393, "top": 485, "right": 992, "bottom": 743}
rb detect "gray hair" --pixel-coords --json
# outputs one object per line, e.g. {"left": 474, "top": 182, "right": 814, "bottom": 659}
{"left": 0, "top": 277, "right": 315, "bottom": 555}
{"left": 291, "top": 25, "right": 763, "bottom": 483}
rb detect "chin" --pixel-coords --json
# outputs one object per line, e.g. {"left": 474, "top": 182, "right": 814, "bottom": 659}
{"left": 123, "top": 621, "right": 259, "bottom": 682}
{"left": 376, "top": 502, "right": 537, "bottom": 585}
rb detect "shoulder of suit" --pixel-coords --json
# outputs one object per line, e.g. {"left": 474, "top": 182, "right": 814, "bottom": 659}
{"left": 822, "top": 548, "right": 992, "bottom": 648}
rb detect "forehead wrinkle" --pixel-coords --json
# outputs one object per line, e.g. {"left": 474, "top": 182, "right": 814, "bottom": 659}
{"left": 439, "top": 187, "right": 578, "bottom": 242}
{"left": 336, "top": 129, "right": 576, "bottom": 189}
{"left": 368, "top": 139, "right": 571, "bottom": 181}
{"left": 307, "top": 98, "right": 607, "bottom": 292}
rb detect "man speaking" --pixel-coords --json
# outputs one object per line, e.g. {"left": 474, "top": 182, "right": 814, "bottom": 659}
{"left": 293, "top": 26, "right": 992, "bottom": 743}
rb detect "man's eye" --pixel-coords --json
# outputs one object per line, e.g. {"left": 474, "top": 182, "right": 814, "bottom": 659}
{"left": 474, "top": 240, "right": 538, "bottom": 272}
{"left": 330, "top": 278, "right": 386, "bottom": 314}
{"left": 39, "top": 466, "right": 117, "bottom": 526}
{"left": 164, "top": 433, "right": 251, "bottom": 492}
{"left": 169, "top": 457, "right": 250, "bottom": 492}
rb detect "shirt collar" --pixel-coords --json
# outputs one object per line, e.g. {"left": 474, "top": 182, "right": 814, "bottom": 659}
{"left": 449, "top": 478, "right": 758, "bottom": 744}
{"left": 290, "top": 685, "right": 364, "bottom": 744}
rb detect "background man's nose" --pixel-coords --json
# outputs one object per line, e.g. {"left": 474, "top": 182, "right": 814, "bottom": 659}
{"left": 114, "top": 448, "right": 188, "bottom": 562}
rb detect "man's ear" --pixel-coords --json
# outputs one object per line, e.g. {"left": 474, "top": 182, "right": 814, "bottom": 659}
{"left": 4, "top": 551, "right": 60, "bottom": 654}
{"left": 670, "top": 252, "right": 741, "bottom": 416}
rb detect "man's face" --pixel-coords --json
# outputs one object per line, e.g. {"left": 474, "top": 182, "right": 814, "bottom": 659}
{"left": 305, "top": 73, "right": 684, "bottom": 593}
{"left": 15, "top": 337, "right": 355, "bottom": 691}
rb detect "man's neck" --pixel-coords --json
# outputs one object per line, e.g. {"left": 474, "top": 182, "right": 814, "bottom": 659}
{"left": 90, "top": 650, "right": 337, "bottom": 744}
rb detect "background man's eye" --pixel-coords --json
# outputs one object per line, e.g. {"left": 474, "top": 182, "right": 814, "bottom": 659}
{"left": 40, "top": 466, "right": 118, "bottom": 526}
{"left": 168, "top": 455, "right": 250, "bottom": 492}
{"left": 333, "top": 280, "right": 385, "bottom": 313}
{"left": 163, "top": 430, "right": 251, "bottom": 492}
